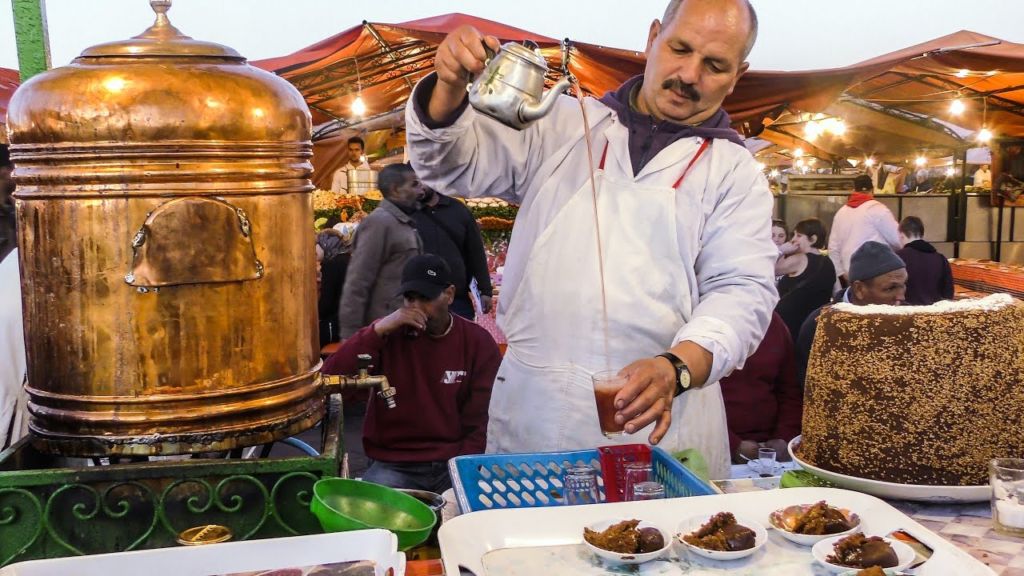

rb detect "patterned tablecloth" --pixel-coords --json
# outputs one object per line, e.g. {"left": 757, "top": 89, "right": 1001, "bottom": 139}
{"left": 718, "top": 465, "right": 1024, "bottom": 575}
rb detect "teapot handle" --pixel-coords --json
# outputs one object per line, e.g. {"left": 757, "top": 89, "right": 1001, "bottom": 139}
{"left": 482, "top": 40, "right": 496, "bottom": 65}
{"left": 466, "top": 41, "right": 497, "bottom": 92}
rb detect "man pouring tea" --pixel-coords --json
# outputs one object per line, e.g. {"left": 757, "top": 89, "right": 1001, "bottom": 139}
{"left": 405, "top": 0, "right": 777, "bottom": 479}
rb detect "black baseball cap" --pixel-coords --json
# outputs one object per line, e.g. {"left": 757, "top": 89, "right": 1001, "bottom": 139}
{"left": 399, "top": 254, "right": 453, "bottom": 299}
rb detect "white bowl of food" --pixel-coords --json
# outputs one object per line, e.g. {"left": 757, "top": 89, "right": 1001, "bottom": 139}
{"left": 812, "top": 533, "right": 915, "bottom": 574}
{"left": 768, "top": 501, "right": 861, "bottom": 546}
{"left": 677, "top": 512, "right": 767, "bottom": 561}
{"left": 582, "top": 518, "right": 672, "bottom": 565}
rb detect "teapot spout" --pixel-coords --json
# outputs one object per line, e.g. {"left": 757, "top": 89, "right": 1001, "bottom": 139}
{"left": 518, "top": 75, "right": 575, "bottom": 125}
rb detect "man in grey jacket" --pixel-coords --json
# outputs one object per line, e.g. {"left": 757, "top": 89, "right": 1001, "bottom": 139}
{"left": 337, "top": 164, "right": 423, "bottom": 339}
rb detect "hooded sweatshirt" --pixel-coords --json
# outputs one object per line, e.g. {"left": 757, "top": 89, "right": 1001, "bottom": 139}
{"left": 598, "top": 75, "right": 745, "bottom": 176}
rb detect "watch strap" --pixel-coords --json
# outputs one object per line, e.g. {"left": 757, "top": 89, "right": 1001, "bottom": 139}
{"left": 656, "top": 352, "right": 690, "bottom": 397}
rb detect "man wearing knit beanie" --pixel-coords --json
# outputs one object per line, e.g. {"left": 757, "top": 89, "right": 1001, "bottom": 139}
{"left": 794, "top": 241, "right": 907, "bottom": 385}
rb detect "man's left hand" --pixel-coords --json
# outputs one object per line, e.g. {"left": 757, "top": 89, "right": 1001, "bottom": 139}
{"left": 764, "top": 438, "right": 791, "bottom": 462}
{"left": 614, "top": 357, "right": 676, "bottom": 445}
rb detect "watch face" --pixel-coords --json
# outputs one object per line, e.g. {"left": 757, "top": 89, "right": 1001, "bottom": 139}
{"left": 679, "top": 368, "right": 692, "bottom": 389}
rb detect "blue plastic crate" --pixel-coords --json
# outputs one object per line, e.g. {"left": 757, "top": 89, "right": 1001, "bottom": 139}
{"left": 449, "top": 446, "right": 716, "bottom": 513}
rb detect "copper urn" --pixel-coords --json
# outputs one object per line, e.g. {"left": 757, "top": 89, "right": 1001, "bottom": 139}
{"left": 7, "top": 0, "right": 323, "bottom": 455}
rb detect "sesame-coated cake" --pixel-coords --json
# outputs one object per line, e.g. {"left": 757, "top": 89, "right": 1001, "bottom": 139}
{"left": 798, "top": 294, "right": 1024, "bottom": 486}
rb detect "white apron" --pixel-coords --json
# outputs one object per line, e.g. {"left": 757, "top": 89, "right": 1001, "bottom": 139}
{"left": 486, "top": 138, "right": 731, "bottom": 480}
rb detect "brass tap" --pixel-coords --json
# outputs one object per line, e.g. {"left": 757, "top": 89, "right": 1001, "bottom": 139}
{"left": 321, "top": 354, "right": 397, "bottom": 409}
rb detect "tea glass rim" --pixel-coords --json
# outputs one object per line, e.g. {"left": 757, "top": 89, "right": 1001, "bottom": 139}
{"left": 592, "top": 369, "right": 626, "bottom": 383}
{"left": 991, "top": 458, "right": 1024, "bottom": 472}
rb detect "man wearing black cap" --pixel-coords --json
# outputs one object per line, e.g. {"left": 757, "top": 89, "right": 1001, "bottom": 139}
{"left": 322, "top": 254, "right": 501, "bottom": 493}
{"left": 795, "top": 241, "right": 907, "bottom": 385}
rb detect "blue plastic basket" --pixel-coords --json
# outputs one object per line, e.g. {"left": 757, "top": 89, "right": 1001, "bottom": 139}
{"left": 448, "top": 446, "right": 716, "bottom": 513}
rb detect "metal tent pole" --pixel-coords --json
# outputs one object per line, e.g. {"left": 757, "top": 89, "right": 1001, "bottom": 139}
{"left": 11, "top": 0, "right": 51, "bottom": 81}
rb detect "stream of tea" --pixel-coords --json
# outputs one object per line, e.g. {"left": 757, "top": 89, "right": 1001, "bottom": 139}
{"left": 572, "top": 80, "right": 611, "bottom": 372}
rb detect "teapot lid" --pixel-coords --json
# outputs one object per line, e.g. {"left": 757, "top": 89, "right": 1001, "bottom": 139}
{"left": 80, "top": 0, "right": 243, "bottom": 60}
{"left": 501, "top": 42, "right": 548, "bottom": 68}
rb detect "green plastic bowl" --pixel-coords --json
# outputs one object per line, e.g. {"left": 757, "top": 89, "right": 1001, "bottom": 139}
{"left": 311, "top": 477, "right": 437, "bottom": 550}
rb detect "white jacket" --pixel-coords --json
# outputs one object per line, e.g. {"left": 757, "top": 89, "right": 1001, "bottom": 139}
{"left": 0, "top": 249, "right": 28, "bottom": 449}
{"left": 405, "top": 89, "right": 777, "bottom": 385}
{"left": 828, "top": 200, "right": 902, "bottom": 278}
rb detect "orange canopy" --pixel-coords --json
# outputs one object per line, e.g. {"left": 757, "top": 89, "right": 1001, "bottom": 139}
{"left": 254, "top": 13, "right": 647, "bottom": 128}
{"left": 733, "top": 31, "right": 1024, "bottom": 161}
{"left": 0, "top": 67, "right": 19, "bottom": 144}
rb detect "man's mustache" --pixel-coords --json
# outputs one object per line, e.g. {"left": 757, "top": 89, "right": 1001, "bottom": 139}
{"left": 661, "top": 78, "right": 700, "bottom": 102}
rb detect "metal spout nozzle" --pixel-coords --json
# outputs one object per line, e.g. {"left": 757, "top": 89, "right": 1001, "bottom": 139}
{"left": 320, "top": 354, "right": 397, "bottom": 408}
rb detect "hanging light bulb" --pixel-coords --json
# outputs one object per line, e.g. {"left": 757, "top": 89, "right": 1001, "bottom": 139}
{"left": 946, "top": 167, "right": 956, "bottom": 177}
{"left": 915, "top": 156, "right": 927, "bottom": 167}
{"left": 804, "top": 121, "right": 822, "bottom": 141}
{"left": 978, "top": 127, "right": 993, "bottom": 142}
{"left": 769, "top": 169, "right": 780, "bottom": 179}
{"left": 352, "top": 95, "right": 367, "bottom": 116}
{"left": 949, "top": 98, "right": 966, "bottom": 115}
{"left": 755, "top": 161, "right": 766, "bottom": 171}
{"left": 793, "top": 148, "right": 804, "bottom": 158}
{"left": 956, "top": 69, "right": 970, "bottom": 78}
{"left": 830, "top": 119, "right": 847, "bottom": 136}
{"left": 865, "top": 157, "right": 876, "bottom": 167}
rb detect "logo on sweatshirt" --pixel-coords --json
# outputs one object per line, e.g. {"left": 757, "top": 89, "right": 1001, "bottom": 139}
{"left": 442, "top": 370, "right": 467, "bottom": 385}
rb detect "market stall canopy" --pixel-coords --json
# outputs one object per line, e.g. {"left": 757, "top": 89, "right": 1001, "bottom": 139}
{"left": 0, "top": 67, "right": 19, "bottom": 144}
{"left": 254, "top": 13, "right": 647, "bottom": 131}
{"left": 739, "top": 30, "right": 1024, "bottom": 163}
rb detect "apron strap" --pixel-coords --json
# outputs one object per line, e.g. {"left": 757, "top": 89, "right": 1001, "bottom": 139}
{"left": 672, "top": 138, "right": 711, "bottom": 188}
{"left": 598, "top": 139, "right": 712, "bottom": 188}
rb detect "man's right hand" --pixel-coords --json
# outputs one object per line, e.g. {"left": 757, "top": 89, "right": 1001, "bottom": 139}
{"left": 732, "top": 440, "right": 760, "bottom": 464}
{"left": 427, "top": 25, "right": 501, "bottom": 123}
{"left": 373, "top": 307, "right": 428, "bottom": 338}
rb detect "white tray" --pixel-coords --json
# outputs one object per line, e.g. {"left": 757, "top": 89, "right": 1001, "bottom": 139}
{"left": 0, "top": 530, "right": 405, "bottom": 576}
{"left": 438, "top": 487, "right": 994, "bottom": 575}
{"left": 789, "top": 436, "right": 991, "bottom": 503}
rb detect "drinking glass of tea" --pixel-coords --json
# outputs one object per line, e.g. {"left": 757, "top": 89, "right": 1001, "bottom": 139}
{"left": 592, "top": 370, "right": 628, "bottom": 438}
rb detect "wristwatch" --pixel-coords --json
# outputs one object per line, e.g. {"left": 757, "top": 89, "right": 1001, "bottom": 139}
{"left": 656, "top": 352, "right": 692, "bottom": 397}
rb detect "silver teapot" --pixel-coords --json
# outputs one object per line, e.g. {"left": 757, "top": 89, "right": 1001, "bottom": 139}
{"left": 467, "top": 40, "right": 575, "bottom": 130}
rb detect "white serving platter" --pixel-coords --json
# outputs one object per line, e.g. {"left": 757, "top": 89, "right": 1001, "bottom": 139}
{"left": 438, "top": 487, "right": 995, "bottom": 576}
{"left": 789, "top": 437, "right": 991, "bottom": 503}
{"left": 0, "top": 530, "right": 405, "bottom": 576}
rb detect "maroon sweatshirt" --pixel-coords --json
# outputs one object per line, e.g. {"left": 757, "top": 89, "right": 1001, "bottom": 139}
{"left": 321, "top": 314, "right": 501, "bottom": 463}
{"left": 719, "top": 312, "right": 803, "bottom": 454}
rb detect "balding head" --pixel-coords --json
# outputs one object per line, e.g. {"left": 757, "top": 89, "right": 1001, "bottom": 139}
{"left": 663, "top": 0, "right": 758, "bottom": 60}
{"left": 638, "top": 0, "right": 756, "bottom": 124}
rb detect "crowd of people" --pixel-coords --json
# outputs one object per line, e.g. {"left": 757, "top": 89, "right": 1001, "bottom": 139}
{"left": 724, "top": 176, "right": 955, "bottom": 464}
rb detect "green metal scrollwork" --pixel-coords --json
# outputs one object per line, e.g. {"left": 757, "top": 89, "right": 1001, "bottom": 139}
{"left": 0, "top": 488, "right": 44, "bottom": 566}
{"left": 44, "top": 482, "right": 157, "bottom": 556}
{"left": 159, "top": 475, "right": 270, "bottom": 541}
{"left": 270, "top": 472, "right": 319, "bottom": 535}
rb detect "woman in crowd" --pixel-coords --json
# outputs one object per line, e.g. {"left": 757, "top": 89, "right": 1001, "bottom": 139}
{"left": 771, "top": 219, "right": 789, "bottom": 247}
{"left": 775, "top": 218, "right": 837, "bottom": 339}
